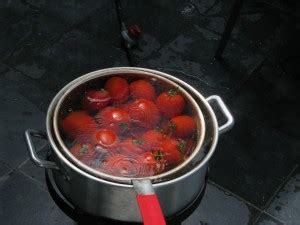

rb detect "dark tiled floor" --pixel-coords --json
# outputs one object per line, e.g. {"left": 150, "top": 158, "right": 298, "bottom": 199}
{"left": 183, "top": 182, "right": 261, "bottom": 225}
{"left": 0, "top": 171, "right": 75, "bottom": 225}
{"left": 209, "top": 112, "right": 299, "bottom": 207}
{"left": 18, "top": 145, "right": 49, "bottom": 189}
{"left": 0, "top": 161, "right": 12, "bottom": 182}
{"left": 256, "top": 213, "right": 284, "bottom": 225}
{"left": 23, "top": 0, "right": 111, "bottom": 25}
{"left": 0, "top": 0, "right": 69, "bottom": 61}
{"left": 4, "top": 28, "right": 128, "bottom": 92}
{"left": 0, "top": 0, "right": 299, "bottom": 224}
{"left": 266, "top": 166, "right": 300, "bottom": 225}
{"left": 0, "top": 66, "right": 47, "bottom": 168}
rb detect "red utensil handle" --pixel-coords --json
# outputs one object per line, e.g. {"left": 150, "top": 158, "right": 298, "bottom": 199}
{"left": 136, "top": 194, "right": 166, "bottom": 225}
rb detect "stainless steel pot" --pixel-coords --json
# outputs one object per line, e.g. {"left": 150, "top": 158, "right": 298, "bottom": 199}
{"left": 24, "top": 67, "right": 234, "bottom": 223}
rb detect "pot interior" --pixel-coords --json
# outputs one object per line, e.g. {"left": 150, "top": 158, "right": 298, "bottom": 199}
{"left": 52, "top": 70, "right": 206, "bottom": 184}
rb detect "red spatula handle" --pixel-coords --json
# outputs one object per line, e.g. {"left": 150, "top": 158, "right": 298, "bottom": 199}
{"left": 136, "top": 194, "right": 166, "bottom": 225}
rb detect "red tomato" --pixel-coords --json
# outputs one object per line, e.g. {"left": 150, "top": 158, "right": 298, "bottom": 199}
{"left": 141, "top": 130, "right": 166, "bottom": 151}
{"left": 161, "top": 138, "right": 185, "bottom": 165}
{"left": 91, "top": 129, "right": 119, "bottom": 148}
{"left": 81, "top": 89, "right": 111, "bottom": 112}
{"left": 116, "top": 138, "right": 145, "bottom": 155}
{"left": 129, "top": 80, "right": 156, "bottom": 101}
{"left": 169, "top": 115, "right": 197, "bottom": 137}
{"left": 70, "top": 143, "right": 94, "bottom": 160}
{"left": 102, "top": 154, "right": 140, "bottom": 177}
{"left": 60, "top": 111, "right": 97, "bottom": 141}
{"left": 127, "top": 98, "right": 160, "bottom": 129}
{"left": 96, "top": 107, "right": 130, "bottom": 134}
{"left": 105, "top": 77, "right": 129, "bottom": 104}
{"left": 155, "top": 88, "right": 185, "bottom": 118}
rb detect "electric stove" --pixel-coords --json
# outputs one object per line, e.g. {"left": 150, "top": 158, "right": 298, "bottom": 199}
{"left": 45, "top": 169, "right": 207, "bottom": 225}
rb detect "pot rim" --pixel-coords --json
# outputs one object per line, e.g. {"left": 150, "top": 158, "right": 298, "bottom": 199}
{"left": 52, "top": 69, "right": 206, "bottom": 183}
{"left": 46, "top": 67, "right": 218, "bottom": 188}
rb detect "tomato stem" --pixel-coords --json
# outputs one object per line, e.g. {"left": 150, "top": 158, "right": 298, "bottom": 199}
{"left": 176, "top": 141, "right": 187, "bottom": 153}
{"left": 152, "top": 150, "right": 164, "bottom": 161}
{"left": 168, "top": 122, "right": 177, "bottom": 131}
{"left": 168, "top": 87, "right": 180, "bottom": 96}
{"left": 79, "top": 145, "right": 88, "bottom": 155}
{"left": 119, "top": 122, "right": 128, "bottom": 130}
{"left": 132, "top": 139, "right": 143, "bottom": 145}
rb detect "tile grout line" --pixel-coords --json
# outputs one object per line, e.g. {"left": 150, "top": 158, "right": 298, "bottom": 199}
{"left": 0, "top": 61, "right": 42, "bottom": 83}
{"left": 252, "top": 164, "right": 299, "bottom": 224}
{"left": 0, "top": 159, "right": 12, "bottom": 168}
{"left": 18, "top": 169, "right": 48, "bottom": 192}
{"left": 207, "top": 179, "right": 263, "bottom": 211}
{"left": 203, "top": 0, "right": 221, "bottom": 15}
{"left": 262, "top": 164, "right": 299, "bottom": 211}
{"left": 262, "top": 1, "right": 296, "bottom": 15}
{"left": 0, "top": 168, "right": 15, "bottom": 184}
{"left": 0, "top": 158, "right": 15, "bottom": 184}
{"left": 253, "top": 210, "right": 286, "bottom": 225}
{"left": 0, "top": 61, "right": 58, "bottom": 103}
{"left": 208, "top": 179, "right": 286, "bottom": 224}
{"left": 0, "top": 144, "right": 48, "bottom": 186}
{"left": 17, "top": 142, "right": 48, "bottom": 170}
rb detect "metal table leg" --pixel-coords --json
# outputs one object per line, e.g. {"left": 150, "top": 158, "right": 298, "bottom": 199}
{"left": 214, "top": 0, "right": 244, "bottom": 59}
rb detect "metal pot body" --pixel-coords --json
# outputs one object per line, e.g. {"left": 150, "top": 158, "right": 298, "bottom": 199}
{"left": 25, "top": 67, "right": 233, "bottom": 223}
{"left": 51, "top": 153, "right": 207, "bottom": 221}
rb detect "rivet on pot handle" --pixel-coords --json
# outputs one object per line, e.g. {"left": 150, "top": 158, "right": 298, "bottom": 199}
{"left": 206, "top": 95, "right": 234, "bottom": 134}
{"left": 24, "top": 129, "right": 59, "bottom": 170}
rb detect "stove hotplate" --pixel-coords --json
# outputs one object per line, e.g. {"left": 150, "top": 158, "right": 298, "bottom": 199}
{"left": 45, "top": 169, "right": 207, "bottom": 225}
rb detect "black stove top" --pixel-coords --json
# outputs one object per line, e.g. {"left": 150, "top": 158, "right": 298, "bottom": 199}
{"left": 45, "top": 169, "right": 207, "bottom": 225}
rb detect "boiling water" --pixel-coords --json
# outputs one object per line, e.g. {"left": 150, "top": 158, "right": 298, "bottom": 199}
{"left": 58, "top": 74, "right": 199, "bottom": 178}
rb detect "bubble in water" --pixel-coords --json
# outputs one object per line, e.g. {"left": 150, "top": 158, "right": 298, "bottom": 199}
{"left": 96, "top": 152, "right": 161, "bottom": 178}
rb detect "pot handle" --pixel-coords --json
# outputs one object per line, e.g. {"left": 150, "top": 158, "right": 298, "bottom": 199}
{"left": 24, "top": 129, "right": 59, "bottom": 170}
{"left": 133, "top": 180, "right": 166, "bottom": 225}
{"left": 206, "top": 95, "right": 234, "bottom": 134}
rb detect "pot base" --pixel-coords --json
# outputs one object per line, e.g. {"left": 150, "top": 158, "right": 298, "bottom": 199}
{"left": 45, "top": 169, "right": 207, "bottom": 225}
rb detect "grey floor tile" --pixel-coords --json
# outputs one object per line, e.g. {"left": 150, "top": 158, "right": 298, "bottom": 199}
{"left": 125, "top": 0, "right": 203, "bottom": 60}
{"left": 263, "top": 0, "right": 300, "bottom": 17}
{"left": 0, "top": 70, "right": 47, "bottom": 168}
{"left": 142, "top": 25, "right": 220, "bottom": 66}
{"left": 0, "top": 0, "right": 69, "bottom": 60}
{"left": 0, "top": 65, "right": 56, "bottom": 112}
{"left": 5, "top": 28, "right": 128, "bottom": 93}
{"left": 138, "top": 25, "right": 263, "bottom": 91}
{"left": 24, "top": 0, "right": 111, "bottom": 25}
{"left": 203, "top": 1, "right": 289, "bottom": 50}
{"left": 221, "top": 41, "right": 264, "bottom": 75}
{"left": 266, "top": 167, "right": 300, "bottom": 225}
{"left": 0, "top": 161, "right": 12, "bottom": 180}
{"left": 232, "top": 60, "right": 300, "bottom": 139}
{"left": 182, "top": 182, "right": 260, "bottom": 225}
{"left": 77, "top": 1, "right": 120, "bottom": 48}
{"left": 0, "top": 171, "right": 75, "bottom": 225}
{"left": 209, "top": 111, "right": 299, "bottom": 208}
